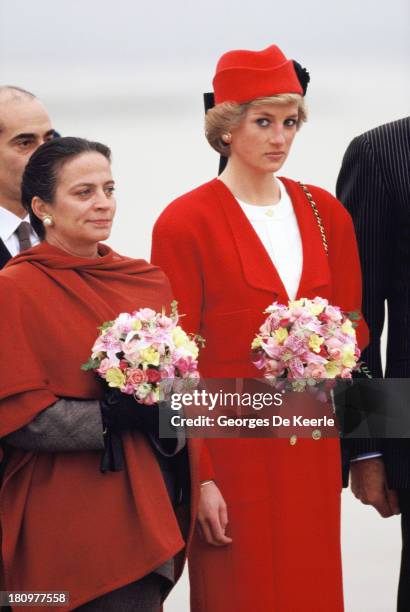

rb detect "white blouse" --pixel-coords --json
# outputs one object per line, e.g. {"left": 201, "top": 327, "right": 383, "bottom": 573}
{"left": 237, "top": 178, "right": 303, "bottom": 300}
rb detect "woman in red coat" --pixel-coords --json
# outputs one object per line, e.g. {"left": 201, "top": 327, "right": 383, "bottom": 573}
{"left": 151, "top": 45, "right": 369, "bottom": 611}
{"left": 0, "top": 137, "right": 200, "bottom": 611}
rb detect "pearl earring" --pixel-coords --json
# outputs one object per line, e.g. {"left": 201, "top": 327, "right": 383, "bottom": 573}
{"left": 42, "top": 215, "right": 54, "bottom": 227}
{"left": 222, "top": 133, "right": 231, "bottom": 144}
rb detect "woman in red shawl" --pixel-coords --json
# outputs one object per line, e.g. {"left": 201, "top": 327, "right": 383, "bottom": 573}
{"left": 151, "top": 45, "right": 369, "bottom": 611}
{"left": 0, "top": 137, "right": 199, "bottom": 611}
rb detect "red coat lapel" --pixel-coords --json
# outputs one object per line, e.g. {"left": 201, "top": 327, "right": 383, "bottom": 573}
{"left": 210, "top": 178, "right": 286, "bottom": 296}
{"left": 209, "top": 177, "right": 331, "bottom": 300}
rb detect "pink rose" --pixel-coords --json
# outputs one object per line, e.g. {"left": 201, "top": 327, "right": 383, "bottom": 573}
{"left": 326, "top": 337, "right": 343, "bottom": 350}
{"left": 324, "top": 306, "right": 342, "bottom": 322}
{"left": 329, "top": 348, "right": 343, "bottom": 360}
{"left": 135, "top": 308, "right": 157, "bottom": 321}
{"left": 305, "top": 364, "right": 327, "bottom": 380}
{"left": 97, "top": 358, "right": 112, "bottom": 376}
{"left": 127, "top": 368, "right": 147, "bottom": 386}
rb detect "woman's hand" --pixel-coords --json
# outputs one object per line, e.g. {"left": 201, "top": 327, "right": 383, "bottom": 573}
{"left": 197, "top": 481, "right": 233, "bottom": 546}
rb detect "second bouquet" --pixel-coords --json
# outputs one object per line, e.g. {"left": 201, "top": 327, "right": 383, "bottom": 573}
{"left": 82, "top": 301, "right": 203, "bottom": 404}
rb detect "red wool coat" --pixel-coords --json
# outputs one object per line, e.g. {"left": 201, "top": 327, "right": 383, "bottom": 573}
{"left": 0, "top": 243, "right": 201, "bottom": 611}
{"left": 152, "top": 177, "right": 369, "bottom": 612}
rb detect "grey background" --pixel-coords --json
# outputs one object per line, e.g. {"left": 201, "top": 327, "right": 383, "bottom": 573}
{"left": 1, "top": 0, "right": 409, "bottom": 262}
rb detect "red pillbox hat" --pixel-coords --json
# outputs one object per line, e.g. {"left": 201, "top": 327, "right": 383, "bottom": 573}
{"left": 213, "top": 44, "right": 303, "bottom": 104}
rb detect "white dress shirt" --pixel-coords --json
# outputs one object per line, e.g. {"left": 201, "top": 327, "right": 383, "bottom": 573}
{"left": 0, "top": 207, "right": 39, "bottom": 256}
{"left": 237, "top": 178, "right": 303, "bottom": 300}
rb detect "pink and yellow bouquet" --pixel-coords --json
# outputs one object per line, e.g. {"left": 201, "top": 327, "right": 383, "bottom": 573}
{"left": 251, "top": 297, "right": 361, "bottom": 400}
{"left": 82, "top": 301, "right": 203, "bottom": 404}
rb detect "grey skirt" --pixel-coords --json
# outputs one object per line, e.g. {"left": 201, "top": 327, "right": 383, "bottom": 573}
{"left": 74, "top": 572, "right": 167, "bottom": 611}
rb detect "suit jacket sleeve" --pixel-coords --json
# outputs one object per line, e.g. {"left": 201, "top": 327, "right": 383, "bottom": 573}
{"left": 312, "top": 188, "right": 376, "bottom": 467}
{"left": 336, "top": 135, "right": 392, "bottom": 377}
{"left": 336, "top": 139, "right": 389, "bottom": 463}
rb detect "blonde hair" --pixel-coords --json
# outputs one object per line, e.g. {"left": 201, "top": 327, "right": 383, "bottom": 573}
{"left": 205, "top": 93, "right": 307, "bottom": 156}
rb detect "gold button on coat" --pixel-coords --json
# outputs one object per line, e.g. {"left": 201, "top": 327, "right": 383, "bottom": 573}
{"left": 289, "top": 434, "right": 297, "bottom": 446}
{"left": 312, "top": 429, "right": 321, "bottom": 440}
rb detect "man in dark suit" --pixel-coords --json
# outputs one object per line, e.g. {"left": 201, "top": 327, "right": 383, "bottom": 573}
{"left": 0, "top": 87, "right": 55, "bottom": 611}
{"left": 337, "top": 117, "right": 410, "bottom": 611}
{"left": 0, "top": 86, "right": 55, "bottom": 268}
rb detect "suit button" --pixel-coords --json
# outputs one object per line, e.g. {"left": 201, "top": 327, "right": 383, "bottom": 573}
{"left": 290, "top": 434, "right": 297, "bottom": 446}
{"left": 312, "top": 429, "right": 321, "bottom": 440}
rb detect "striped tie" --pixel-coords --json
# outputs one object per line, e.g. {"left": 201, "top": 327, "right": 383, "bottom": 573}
{"left": 15, "top": 221, "right": 32, "bottom": 252}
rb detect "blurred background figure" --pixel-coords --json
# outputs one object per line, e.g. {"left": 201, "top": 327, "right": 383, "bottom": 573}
{"left": 0, "top": 88, "right": 55, "bottom": 612}
{"left": 0, "top": 86, "right": 55, "bottom": 268}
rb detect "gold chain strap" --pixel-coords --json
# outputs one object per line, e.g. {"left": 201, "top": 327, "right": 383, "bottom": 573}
{"left": 298, "top": 182, "right": 329, "bottom": 256}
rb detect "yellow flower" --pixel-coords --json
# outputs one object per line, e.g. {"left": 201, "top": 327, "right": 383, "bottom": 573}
{"left": 186, "top": 340, "right": 199, "bottom": 359}
{"left": 289, "top": 299, "right": 303, "bottom": 310}
{"left": 274, "top": 328, "right": 289, "bottom": 344}
{"left": 141, "top": 347, "right": 160, "bottom": 366}
{"left": 325, "top": 362, "right": 342, "bottom": 379}
{"left": 341, "top": 320, "right": 355, "bottom": 337}
{"left": 308, "top": 333, "right": 324, "bottom": 353}
{"left": 251, "top": 336, "right": 262, "bottom": 350}
{"left": 172, "top": 326, "right": 188, "bottom": 348}
{"left": 309, "top": 303, "right": 325, "bottom": 316}
{"left": 106, "top": 368, "right": 126, "bottom": 388}
{"left": 172, "top": 327, "right": 199, "bottom": 358}
{"left": 132, "top": 319, "right": 142, "bottom": 331}
{"left": 342, "top": 347, "right": 356, "bottom": 368}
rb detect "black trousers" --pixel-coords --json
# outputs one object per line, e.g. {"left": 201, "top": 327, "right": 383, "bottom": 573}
{"left": 398, "top": 489, "right": 410, "bottom": 612}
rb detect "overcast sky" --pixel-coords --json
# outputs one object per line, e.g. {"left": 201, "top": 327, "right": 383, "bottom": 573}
{"left": 1, "top": 0, "right": 409, "bottom": 68}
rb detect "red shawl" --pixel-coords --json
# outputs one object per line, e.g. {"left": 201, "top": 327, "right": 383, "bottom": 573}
{"left": 0, "top": 242, "right": 198, "bottom": 610}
